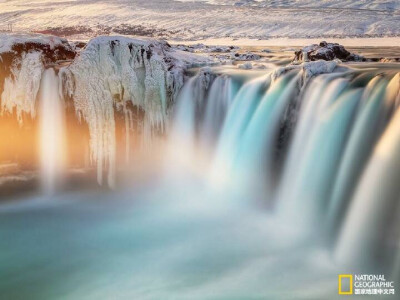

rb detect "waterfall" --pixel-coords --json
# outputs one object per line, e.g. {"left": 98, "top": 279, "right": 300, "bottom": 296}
{"left": 169, "top": 64, "right": 400, "bottom": 278}
{"left": 167, "top": 77, "right": 198, "bottom": 168}
{"left": 335, "top": 105, "right": 400, "bottom": 270}
{"left": 211, "top": 74, "right": 269, "bottom": 184}
{"left": 327, "top": 77, "right": 391, "bottom": 237}
{"left": 10, "top": 59, "right": 398, "bottom": 279}
{"left": 335, "top": 73, "right": 400, "bottom": 271}
{"left": 2, "top": 42, "right": 400, "bottom": 297}
{"left": 232, "top": 72, "right": 299, "bottom": 199}
{"left": 39, "top": 69, "right": 66, "bottom": 194}
{"left": 200, "top": 75, "right": 236, "bottom": 150}
{"left": 167, "top": 70, "right": 235, "bottom": 171}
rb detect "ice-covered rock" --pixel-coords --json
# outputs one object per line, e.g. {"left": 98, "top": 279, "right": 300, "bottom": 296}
{"left": 175, "top": 44, "right": 195, "bottom": 52}
{"left": 273, "top": 60, "right": 339, "bottom": 83}
{"left": 1, "top": 52, "right": 44, "bottom": 123}
{"left": 301, "top": 60, "right": 338, "bottom": 78}
{"left": 174, "top": 44, "right": 239, "bottom": 54}
{"left": 232, "top": 52, "right": 261, "bottom": 61}
{"left": 380, "top": 57, "right": 400, "bottom": 63}
{"left": 60, "top": 36, "right": 206, "bottom": 186}
{"left": 293, "top": 41, "right": 365, "bottom": 63}
{"left": 236, "top": 61, "right": 272, "bottom": 70}
{"left": 70, "top": 41, "right": 87, "bottom": 52}
{"left": 253, "top": 63, "right": 269, "bottom": 70}
{"left": 208, "top": 46, "right": 239, "bottom": 53}
{"left": 0, "top": 33, "right": 75, "bottom": 60}
{"left": 238, "top": 62, "right": 253, "bottom": 69}
{"left": 0, "top": 34, "right": 75, "bottom": 124}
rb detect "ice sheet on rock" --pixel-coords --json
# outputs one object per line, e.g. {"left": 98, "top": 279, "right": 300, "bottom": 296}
{"left": 60, "top": 36, "right": 207, "bottom": 187}
{"left": 0, "top": 33, "right": 75, "bottom": 124}
{"left": 302, "top": 60, "right": 338, "bottom": 78}
{"left": 273, "top": 60, "right": 339, "bottom": 83}
{"left": 0, "top": 33, "right": 71, "bottom": 54}
{"left": 1, "top": 52, "right": 44, "bottom": 124}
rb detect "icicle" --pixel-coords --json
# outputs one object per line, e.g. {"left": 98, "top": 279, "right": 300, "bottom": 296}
{"left": 60, "top": 37, "right": 186, "bottom": 187}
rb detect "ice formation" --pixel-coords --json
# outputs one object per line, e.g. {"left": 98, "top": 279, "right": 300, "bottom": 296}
{"left": 60, "top": 36, "right": 206, "bottom": 186}
{"left": 0, "top": 33, "right": 346, "bottom": 189}
{"left": 0, "top": 34, "right": 75, "bottom": 124}
{"left": 272, "top": 60, "right": 339, "bottom": 83}
{"left": 1, "top": 52, "right": 44, "bottom": 124}
{"left": 0, "top": 33, "right": 74, "bottom": 55}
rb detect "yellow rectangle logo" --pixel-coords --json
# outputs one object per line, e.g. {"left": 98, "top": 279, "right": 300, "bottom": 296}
{"left": 338, "top": 274, "right": 353, "bottom": 295}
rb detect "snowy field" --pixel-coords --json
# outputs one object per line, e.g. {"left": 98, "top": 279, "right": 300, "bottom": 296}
{"left": 178, "top": 0, "right": 400, "bottom": 10}
{"left": 0, "top": 0, "right": 399, "bottom": 44}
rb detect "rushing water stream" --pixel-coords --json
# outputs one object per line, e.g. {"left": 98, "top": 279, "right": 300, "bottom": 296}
{"left": 39, "top": 69, "right": 66, "bottom": 195}
{"left": 0, "top": 62, "right": 399, "bottom": 299}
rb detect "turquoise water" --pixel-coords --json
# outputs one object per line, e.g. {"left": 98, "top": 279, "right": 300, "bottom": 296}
{"left": 0, "top": 175, "right": 343, "bottom": 300}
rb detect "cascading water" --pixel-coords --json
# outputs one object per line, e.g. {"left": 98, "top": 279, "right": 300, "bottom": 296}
{"left": 334, "top": 73, "right": 400, "bottom": 271}
{"left": 211, "top": 74, "right": 270, "bottom": 186}
{"left": 170, "top": 63, "right": 400, "bottom": 282}
{"left": 200, "top": 75, "right": 236, "bottom": 150}
{"left": 2, "top": 57, "right": 400, "bottom": 299}
{"left": 38, "top": 68, "right": 66, "bottom": 194}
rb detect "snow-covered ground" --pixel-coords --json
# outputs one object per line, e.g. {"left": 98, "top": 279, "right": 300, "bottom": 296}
{"left": 0, "top": 0, "right": 399, "bottom": 43}
{"left": 177, "top": 0, "right": 400, "bottom": 10}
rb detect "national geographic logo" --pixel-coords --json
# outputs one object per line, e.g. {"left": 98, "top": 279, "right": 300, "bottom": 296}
{"left": 338, "top": 274, "right": 395, "bottom": 296}
{"left": 338, "top": 275, "right": 353, "bottom": 295}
